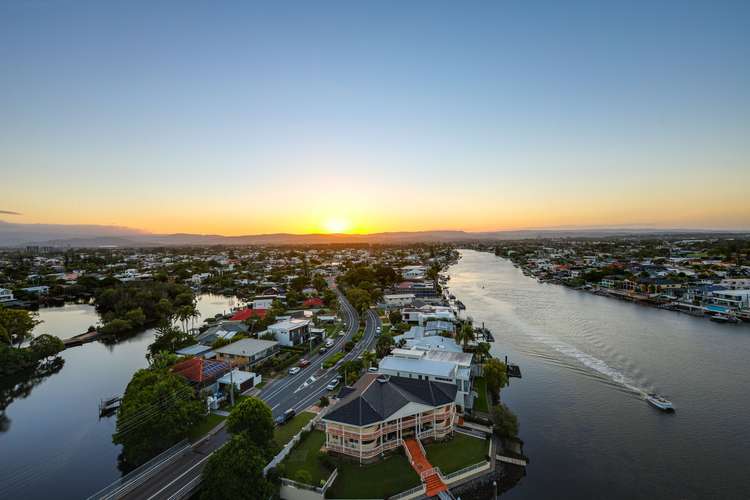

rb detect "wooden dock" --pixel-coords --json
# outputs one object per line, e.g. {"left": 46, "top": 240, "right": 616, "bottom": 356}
{"left": 63, "top": 329, "right": 102, "bottom": 349}
{"left": 99, "top": 396, "right": 122, "bottom": 417}
{"left": 496, "top": 455, "right": 528, "bottom": 467}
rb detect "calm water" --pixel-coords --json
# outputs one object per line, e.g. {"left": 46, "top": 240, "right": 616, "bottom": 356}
{"left": 449, "top": 250, "right": 750, "bottom": 499}
{"left": 0, "top": 294, "right": 237, "bottom": 500}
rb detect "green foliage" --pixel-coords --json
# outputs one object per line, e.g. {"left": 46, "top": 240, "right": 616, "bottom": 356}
{"left": 376, "top": 334, "right": 394, "bottom": 358}
{"left": 112, "top": 368, "right": 205, "bottom": 467}
{"left": 319, "top": 396, "right": 329, "bottom": 408}
{"left": 0, "top": 307, "right": 41, "bottom": 348}
{"left": 388, "top": 310, "right": 402, "bottom": 325}
{"left": 0, "top": 342, "right": 39, "bottom": 376}
{"left": 148, "top": 325, "right": 194, "bottom": 356}
{"left": 346, "top": 287, "right": 372, "bottom": 315}
{"left": 98, "top": 318, "right": 132, "bottom": 336}
{"left": 455, "top": 323, "right": 476, "bottom": 348}
{"left": 294, "top": 469, "right": 312, "bottom": 484}
{"left": 226, "top": 397, "right": 274, "bottom": 454}
{"left": 483, "top": 358, "right": 508, "bottom": 405}
{"left": 201, "top": 433, "right": 276, "bottom": 500}
{"left": 490, "top": 403, "right": 519, "bottom": 439}
{"left": 28, "top": 334, "right": 64, "bottom": 359}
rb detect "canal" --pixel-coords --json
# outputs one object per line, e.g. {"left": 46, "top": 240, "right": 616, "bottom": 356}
{"left": 0, "top": 294, "right": 237, "bottom": 500}
{"left": 448, "top": 250, "right": 750, "bottom": 499}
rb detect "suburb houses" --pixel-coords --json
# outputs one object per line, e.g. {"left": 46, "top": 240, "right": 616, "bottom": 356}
{"left": 322, "top": 374, "right": 458, "bottom": 464}
{"left": 268, "top": 318, "right": 311, "bottom": 347}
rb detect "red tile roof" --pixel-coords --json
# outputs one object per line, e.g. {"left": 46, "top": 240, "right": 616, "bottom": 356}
{"left": 171, "top": 357, "right": 230, "bottom": 384}
{"left": 230, "top": 308, "right": 267, "bottom": 321}
{"left": 303, "top": 297, "right": 324, "bottom": 308}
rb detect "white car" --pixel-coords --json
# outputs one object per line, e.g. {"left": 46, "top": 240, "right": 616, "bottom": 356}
{"left": 288, "top": 367, "right": 301, "bottom": 375}
{"left": 326, "top": 378, "right": 340, "bottom": 391}
{"left": 325, "top": 339, "right": 335, "bottom": 348}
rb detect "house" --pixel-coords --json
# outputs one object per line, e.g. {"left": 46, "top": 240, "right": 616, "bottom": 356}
{"left": 378, "top": 348, "right": 475, "bottom": 411}
{"left": 323, "top": 374, "right": 458, "bottom": 463}
{"left": 0, "top": 288, "right": 14, "bottom": 303}
{"left": 229, "top": 307, "right": 267, "bottom": 321}
{"left": 710, "top": 289, "right": 750, "bottom": 310}
{"left": 21, "top": 285, "right": 49, "bottom": 295}
{"left": 171, "top": 357, "right": 231, "bottom": 393}
{"left": 401, "top": 266, "right": 427, "bottom": 280}
{"left": 212, "top": 338, "right": 279, "bottom": 369}
{"left": 383, "top": 293, "right": 416, "bottom": 308}
{"left": 268, "top": 318, "right": 311, "bottom": 347}
{"left": 302, "top": 297, "right": 324, "bottom": 308}
{"left": 196, "top": 320, "right": 249, "bottom": 345}
{"left": 175, "top": 344, "right": 214, "bottom": 358}
{"left": 217, "top": 369, "right": 261, "bottom": 393}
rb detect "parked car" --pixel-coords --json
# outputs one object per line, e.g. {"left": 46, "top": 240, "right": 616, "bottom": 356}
{"left": 298, "top": 359, "right": 310, "bottom": 368}
{"left": 288, "top": 367, "right": 300, "bottom": 375}
{"left": 319, "top": 346, "right": 328, "bottom": 354}
{"left": 275, "top": 408, "right": 296, "bottom": 425}
{"left": 326, "top": 378, "right": 340, "bottom": 391}
{"left": 325, "top": 339, "right": 335, "bottom": 348}
{"left": 368, "top": 366, "right": 378, "bottom": 373}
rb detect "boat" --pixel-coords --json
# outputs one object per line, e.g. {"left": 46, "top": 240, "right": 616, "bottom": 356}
{"left": 710, "top": 314, "right": 739, "bottom": 324}
{"left": 646, "top": 393, "right": 674, "bottom": 412}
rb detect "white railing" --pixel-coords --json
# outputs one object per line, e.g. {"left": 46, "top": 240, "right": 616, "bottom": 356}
{"left": 280, "top": 468, "right": 338, "bottom": 494}
{"left": 389, "top": 483, "right": 426, "bottom": 500}
{"left": 166, "top": 473, "right": 203, "bottom": 500}
{"left": 402, "top": 439, "right": 413, "bottom": 464}
{"left": 264, "top": 411, "right": 324, "bottom": 475}
{"left": 442, "top": 461, "right": 488, "bottom": 481}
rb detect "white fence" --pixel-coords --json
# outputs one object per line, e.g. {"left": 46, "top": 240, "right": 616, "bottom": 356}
{"left": 264, "top": 411, "right": 325, "bottom": 476}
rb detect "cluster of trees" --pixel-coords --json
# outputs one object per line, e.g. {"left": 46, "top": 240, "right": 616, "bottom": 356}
{"left": 112, "top": 365, "right": 205, "bottom": 468}
{"left": 0, "top": 307, "right": 64, "bottom": 377}
{"left": 202, "top": 398, "right": 278, "bottom": 500}
{"left": 339, "top": 264, "right": 401, "bottom": 315}
{"left": 95, "top": 281, "right": 197, "bottom": 337}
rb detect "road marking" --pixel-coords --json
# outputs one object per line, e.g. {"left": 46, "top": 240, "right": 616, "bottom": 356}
{"left": 270, "top": 404, "right": 279, "bottom": 410}
{"left": 145, "top": 452, "right": 213, "bottom": 500}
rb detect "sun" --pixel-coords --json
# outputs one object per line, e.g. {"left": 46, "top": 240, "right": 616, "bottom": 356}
{"left": 323, "top": 217, "right": 350, "bottom": 234}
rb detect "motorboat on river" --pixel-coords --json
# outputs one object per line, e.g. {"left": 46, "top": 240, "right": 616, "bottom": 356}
{"left": 646, "top": 393, "right": 675, "bottom": 412}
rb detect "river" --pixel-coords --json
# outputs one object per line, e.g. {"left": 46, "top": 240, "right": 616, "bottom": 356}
{"left": 448, "top": 250, "right": 750, "bottom": 499}
{"left": 0, "top": 294, "right": 238, "bottom": 500}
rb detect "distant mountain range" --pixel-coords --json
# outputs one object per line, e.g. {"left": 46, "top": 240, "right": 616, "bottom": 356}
{"left": 0, "top": 220, "right": 746, "bottom": 248}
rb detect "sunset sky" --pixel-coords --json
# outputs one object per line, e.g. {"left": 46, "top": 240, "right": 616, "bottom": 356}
{"left": 1, "top": 1, "right": 749, "bottom": 235}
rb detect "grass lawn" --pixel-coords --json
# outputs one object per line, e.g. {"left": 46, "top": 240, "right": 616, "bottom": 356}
{"left": 425, "top": 433, "right": 489, "bottom": 474}
{"left": 274, "top": 411, "right": 315, "bottom": 448}
{"left": 473, "top": 377, "right": 489, "bottom": 413}
{"left": 187, "top": 413, "right": 226, "bottom": 441}
{"left": 327, "top": 453, "right": 420, "bottom": 499}
{"left": 281, "top": 430, "right": 331, "bottom": 486}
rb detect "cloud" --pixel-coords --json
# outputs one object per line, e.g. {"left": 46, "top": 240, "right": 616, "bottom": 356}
{"left": 0, "top": 210, "right": 21, "bottom": 215}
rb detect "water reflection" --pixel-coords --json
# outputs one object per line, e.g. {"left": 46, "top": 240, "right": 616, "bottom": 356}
{"left": 0, "top": 357, "right": 65, "bottom": 433}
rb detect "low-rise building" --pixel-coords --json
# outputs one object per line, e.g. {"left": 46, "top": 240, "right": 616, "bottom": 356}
{"left": 213, "top": 338, "right": 279, "bottom": 369}
{"left": 323, "top": 374, "right": 458, "bottom": 463}
{"left": 268, "top": 318, "right": 311, "bottom": 347}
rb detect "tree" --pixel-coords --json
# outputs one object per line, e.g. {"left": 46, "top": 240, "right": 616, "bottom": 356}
{"left": 226, "top": 397, "right": 274, "bottom": 453}
{"left": 376, "top": 335, "right": 394, "bottom": 358}
{"left": 455, "top": 323, "right": 475, "bottom": 348}
{"left": 201, "top": 433, "right": 276, "bottom": 500}
{"left": 346, "top": 287, "right": 372, "bottom": 315}
{"left": 0, "top": 307, "right": 41, "bottom": 348}
{"left": 361, "top": 350, "right": 376, "bottom": 370}
{"left": 319, "top": 395, "right": 330, "bottom": 408}
{"left": 388, "top": 310, "right": 402, "bottom": 325}
{"left": 29, "top": 334, "right": 64, "bottom": 359}
{"left": 490, "top": 403, "right": 519, "bottom": 439}
{"left": 484, "top": 358, "right": 508, "bottom": 405}
{"left": 148, "top": 324, "right": 193, "bottom": 356}
{"left": 113, "top": 368, "right": 204, "bottom": 467}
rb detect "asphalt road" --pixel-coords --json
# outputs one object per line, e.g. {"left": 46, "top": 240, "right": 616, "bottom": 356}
{"left": 116, "top": 291, "right": 379, "bottom": 500}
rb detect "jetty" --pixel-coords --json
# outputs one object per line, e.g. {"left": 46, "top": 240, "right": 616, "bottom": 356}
{"left": 99, "top": 396, "right": 122, "bottom": 417}
{"left": 62, "top": 329, "right": 102, "bottom": 349}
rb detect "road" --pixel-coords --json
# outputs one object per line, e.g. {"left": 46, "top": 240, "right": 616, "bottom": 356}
{"left": 113, "top": 292, "right": 380, "bottom": 500}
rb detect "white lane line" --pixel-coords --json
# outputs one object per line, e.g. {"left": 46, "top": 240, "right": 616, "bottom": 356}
{"left": 145, "top": 452, "right": 213, "bottom": 500}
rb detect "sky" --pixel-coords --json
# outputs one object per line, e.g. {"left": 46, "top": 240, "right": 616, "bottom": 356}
{"left": 1, "top": 1, "right": 749, "bottom": 235}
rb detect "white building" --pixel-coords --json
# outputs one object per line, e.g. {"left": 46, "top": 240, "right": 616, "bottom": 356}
{"left": 0, "top": 288, "right": 14, "bottom": 302}
{"left": 383, "top": 293, "right": 416, "bottom": 308}
{"left": 268, "top": 318, "right": 311, "bottom": 347}
{"left": 378, "top": 347, "right": 475, "bottom": 411}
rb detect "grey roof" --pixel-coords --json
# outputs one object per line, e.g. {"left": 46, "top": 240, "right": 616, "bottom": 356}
{"left": 324, "top": 374, "right": 457, "bottom": 426}
{"left": 379, "top": 356, "right": 456, "bottom": 378}
{"left": 213, "top": 338, "right": 278, "bottom": 357}
{"left": 175, "top": 344, "right": 213, "bottom": 357}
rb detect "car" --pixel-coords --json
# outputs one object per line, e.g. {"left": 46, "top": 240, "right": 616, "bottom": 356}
{"left": 368, "top": 366, "right": 378, "bottom": 373}
{"left": 326, "top": 378, "right": 340, "bottom": 391}
{"left": 288, "top": 366, "right": 301, "bottom": 375}
{"left": 319, "top": 346, "right": 328, "bottom": 354}
{"left": 298, "top": 359, "right": 310, "bottom": 368}
{"left": 325, "top": 339, "right": 335, "bottom": 348}
{"left": 376, "top": 326, "right": 381, "bottom": 332}
{"left": 275, "top": 408, "right": 296, "bottom": 425}
{"left": 339, "top": 331, "right": 346, "bottom": 337}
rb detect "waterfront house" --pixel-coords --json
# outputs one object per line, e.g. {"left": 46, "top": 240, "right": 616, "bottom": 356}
{"left": 268, "top": 318, "right": 311, "bottom": 347}
{"left": 323, "top": 374, "right": 458, "bottom": 464}
{"left": 0, "top": 288, "right": 14, "bottom": 303}
{"left": 378, "top": 347, "right": 475, "bottom": 411}
{"left": 197, "top": 320, "right": 249, "bottom": 345}
{"left": 212, "top": 338, "right": 279, "bottom": 369}
{"left": 171, "top": 357, "right": 231, "bottom": 393}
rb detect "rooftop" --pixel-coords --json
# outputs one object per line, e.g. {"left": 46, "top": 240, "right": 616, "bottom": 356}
{"left": 213, "top": 338, "right": 278, "bottom": 357}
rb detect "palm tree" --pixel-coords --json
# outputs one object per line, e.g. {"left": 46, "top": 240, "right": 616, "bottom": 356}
{"left": 362, "top": 351, "right": 376, "bottom": 370}
{"left": 456, "top": 323, "right": 475, "bottom": 349}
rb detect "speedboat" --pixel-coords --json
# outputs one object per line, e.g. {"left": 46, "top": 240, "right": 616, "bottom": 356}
{"left": 711, "top": 314, "right": 739, "bottom": 324}
{"left": 646, "top": 393, "right": 675, "bottom": 412}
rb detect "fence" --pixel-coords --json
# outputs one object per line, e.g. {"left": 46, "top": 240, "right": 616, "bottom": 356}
{"left": 388, "top": 483, "right": 426, "bottom": 500}
{"left": 264, "top": 409, "right": 328, "bottom": 476}
{"left": 86, "top": 439, "right": 191, "bottom": 500}
{"left": 442, "top": 461, "right": 490, "bottom": 482}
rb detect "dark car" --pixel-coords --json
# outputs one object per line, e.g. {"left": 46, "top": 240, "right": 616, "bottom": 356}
{"left": 275, "top": 408, "right": 296, "bottom": 425}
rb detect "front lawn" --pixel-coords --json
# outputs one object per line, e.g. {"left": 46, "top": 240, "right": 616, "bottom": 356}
{"left": 425, "top": 433, "right": 488, "bottom": 474}
{"left": 327, "top": 453, "right": 420, "bottom": 499}
{"left": 280, "top": 430, "right": 331, "bottom": 486}
{"left": 473, "top": 377, "right": 489, "bottom": 413}
{"left": 187, "top": 413, "right": 226, "bottom": 441}
{"left": 274, "top": 411, "right": 315, "bottom": 448}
